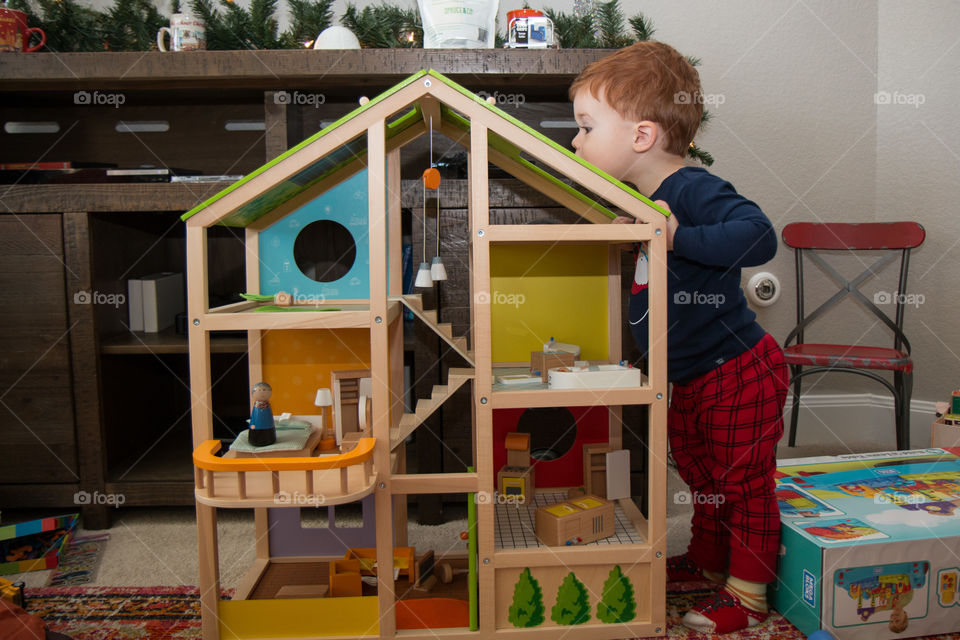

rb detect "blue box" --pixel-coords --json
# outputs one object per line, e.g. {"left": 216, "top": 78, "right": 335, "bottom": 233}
{"left": 771, "top": 449, "right": 960, "bottom": 639}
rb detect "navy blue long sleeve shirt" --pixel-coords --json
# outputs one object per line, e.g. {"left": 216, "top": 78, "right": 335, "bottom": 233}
{"left": 628, "top": 167, "right": 777, "bottom": 383}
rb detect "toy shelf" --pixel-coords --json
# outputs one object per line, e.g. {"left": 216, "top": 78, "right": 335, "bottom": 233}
{"left": 201, "top": 301, "right": 403, "bottom": 331}
{"left": 490, "top": 366, "right": 651, "bottom": 408}
{"left": 482, "top": 224, "right": 655, "bottom": 244}
{"left": 192, "top": 438, "right": 378, "bottom": 508}
{"left": 493, "top": 493, "right": 647, "bottom": 552}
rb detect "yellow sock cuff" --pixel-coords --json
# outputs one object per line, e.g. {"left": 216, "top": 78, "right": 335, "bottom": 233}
{"left": 726, "top": 576, "right": 768, "bottom": 613}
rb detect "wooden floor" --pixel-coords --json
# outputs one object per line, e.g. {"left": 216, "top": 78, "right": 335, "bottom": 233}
{"left": 250, "top": 560, "right": 470, "bottom": 601}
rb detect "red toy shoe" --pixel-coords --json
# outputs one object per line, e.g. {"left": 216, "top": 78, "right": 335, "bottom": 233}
{"left": 682, "top": 588, "right": 768, "bottom": 634}
{"left": 666, "top": 554, "right": 723, "bottom": 583}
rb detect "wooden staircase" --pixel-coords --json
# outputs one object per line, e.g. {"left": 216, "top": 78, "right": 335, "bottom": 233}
{"left": 390, "top": 367, "right": 473, "bottom": 449}
{"left": 392, "top": 294, "right": 474, "bottom": 366}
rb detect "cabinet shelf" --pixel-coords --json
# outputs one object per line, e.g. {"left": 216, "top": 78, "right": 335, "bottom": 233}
{"left": 0, "top": 183, "right": 241, "bottom": 214}
{"left": 0, "top": 50, "right": 610, "bottom": 94}
{"left": 101, "top": 327, "right": 247, "bottom": 355}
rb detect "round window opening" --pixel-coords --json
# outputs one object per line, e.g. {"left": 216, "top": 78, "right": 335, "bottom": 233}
{"left": 293, "top": 220, "right": 357, "bottom": 283}
{"left": 517, "top": 407, "right": 577, "bottom": 461}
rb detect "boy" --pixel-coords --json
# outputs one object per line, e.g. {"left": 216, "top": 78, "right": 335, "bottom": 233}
{"left": 570, "top": 42, "right": 788, "bottom": 634}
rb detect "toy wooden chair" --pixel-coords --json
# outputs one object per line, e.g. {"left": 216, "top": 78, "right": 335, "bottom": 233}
{"left": 782, "top": 221, "right": 925, "bottom": 450}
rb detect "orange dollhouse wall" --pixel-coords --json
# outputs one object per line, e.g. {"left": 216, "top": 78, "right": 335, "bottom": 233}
{"left": 261, "top": 328, "right": 371, "bottom": 416}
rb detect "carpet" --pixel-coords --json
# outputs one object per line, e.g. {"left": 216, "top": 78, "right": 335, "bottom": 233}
{"left": 46, "top": 534, "right": 109, "bottom": 587}
{"left": 26, "top": 584, "right": 809, "bottom": 640}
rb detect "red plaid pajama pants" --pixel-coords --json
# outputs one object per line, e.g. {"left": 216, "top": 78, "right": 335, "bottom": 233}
{"left": 669, "top": 333, "right": 788, "bottom": 583}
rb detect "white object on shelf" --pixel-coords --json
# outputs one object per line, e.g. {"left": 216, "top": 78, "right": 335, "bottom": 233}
{"left": 141, "top": 272, "right": 184, "bottom": 333}
{"left": 496, "top": 373, "right": 542, "bottom": 386}
{"left": 418, "top": 0, "right": 498, "bottom": 49}
{"left": 543, "top": 337, "right": 580, "bottom": 358}
{"left": 127, "top": 278, "right": 144, "bottom": 332}
{"left": 547, "top": 364, "right": 642, "bottom": 390}
{"left": 313, "top": 26, "right": 361, "bottom": 49}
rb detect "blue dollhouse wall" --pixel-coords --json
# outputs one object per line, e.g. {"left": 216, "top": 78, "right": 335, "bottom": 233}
{"left": 259, "top": 170, "right": 370, "bottom": 301}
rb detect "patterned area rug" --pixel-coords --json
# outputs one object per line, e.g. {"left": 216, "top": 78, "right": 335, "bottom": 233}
{"left": 46, "top": 533, "right": 110, "bottom": 587}
{"left": 26, "top": 583, "right": 809, "bottom": 640}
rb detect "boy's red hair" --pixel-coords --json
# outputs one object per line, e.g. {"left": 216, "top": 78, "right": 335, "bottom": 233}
{"left": 569, "top": 41, "right": 703, "bottom": 157}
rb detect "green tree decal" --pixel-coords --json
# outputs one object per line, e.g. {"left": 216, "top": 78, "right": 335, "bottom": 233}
{"left": 551, "top": 571, "right": 591, "bottom": 625}
{"left": 508, "top": 568, "right": 545, "bottom": 628}
{"left": 597, "top": 565, "right": 636, "bottom": 623}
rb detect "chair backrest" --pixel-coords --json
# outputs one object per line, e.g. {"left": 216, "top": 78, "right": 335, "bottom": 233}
{"left": 782, "top": 222, "right": 925, "bottom": 352}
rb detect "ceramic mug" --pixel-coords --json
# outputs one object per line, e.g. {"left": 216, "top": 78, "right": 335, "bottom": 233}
{"left": 157, "top": 13, "right": 206, "bottom": 52}
{"left": 506, "top": 9, "right": 554, "bottom": 49}
{"left": 0, "top": 7, "right": 46, "bottom": 52}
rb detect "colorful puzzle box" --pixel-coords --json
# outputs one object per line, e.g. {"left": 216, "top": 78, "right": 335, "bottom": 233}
{"left": 771, "top": 448, "right": 960, "bottom": 639}
{"left": 0, "top": 513, "right": 78, "bottom": 575}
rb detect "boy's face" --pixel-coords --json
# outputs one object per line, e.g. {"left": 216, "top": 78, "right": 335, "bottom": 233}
{"left": 572, "top": 88, "right": 643, "bottom": 182}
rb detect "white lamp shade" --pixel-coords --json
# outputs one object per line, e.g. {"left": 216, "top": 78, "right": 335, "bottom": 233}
{"left": 430, "top": 256, "right": 447, "bottom": 281}
{"left": 314, "top": 387, "right": 333, "bottom": 407}
{"left": 415, "top": 262, "right": 433, "bottom": 288}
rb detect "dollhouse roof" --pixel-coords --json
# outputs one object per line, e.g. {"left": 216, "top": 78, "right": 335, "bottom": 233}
{"left": 180, "top": 69, "right": 669, "bottom": 229}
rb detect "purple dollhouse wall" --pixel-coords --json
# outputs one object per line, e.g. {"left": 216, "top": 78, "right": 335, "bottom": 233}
{"left": 267, "top": 495, "right": 377, "bottom": 556}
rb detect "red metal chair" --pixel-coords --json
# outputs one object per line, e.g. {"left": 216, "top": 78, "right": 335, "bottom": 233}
{"left": 782, "top": 222, "right": 925, "bottom": 450}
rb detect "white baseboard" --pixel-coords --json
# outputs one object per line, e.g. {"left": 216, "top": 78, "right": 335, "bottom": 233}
{"left": 782, "top": 393, "right": 938, "bottom": 450}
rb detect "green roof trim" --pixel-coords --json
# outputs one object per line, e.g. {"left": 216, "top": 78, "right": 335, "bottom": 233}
{"left": 425, "top": 69, "right": 670, "bottom": 219}
{"left": 440, "top": 105, "right": 616, "bottom": 220}
{"left": 181, "top": 69, "right": 429, "bottom": 224}
{"left": 181, "top": 67, "right": 668, "bottom": 228}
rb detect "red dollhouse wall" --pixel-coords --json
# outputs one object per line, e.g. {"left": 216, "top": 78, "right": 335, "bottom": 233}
{"left": 492, "top": 406, "right": 609, "bottom": 489}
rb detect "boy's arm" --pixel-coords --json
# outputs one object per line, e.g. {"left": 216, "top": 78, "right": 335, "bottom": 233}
{"left": 671, "top": 181, "right": 777, "bottom": 268}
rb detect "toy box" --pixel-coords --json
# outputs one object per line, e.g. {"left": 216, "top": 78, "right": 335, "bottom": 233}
{"left": 529, "top": 350, "right": 575, "bottom": 382}
{"left": 932, "top": 416, "right": 960, "bottom": 448}
{"left": 534, "top": 494, "right": 614, "bottom": 546}
{"left": 0, "top": 513, "right": 78, "bottom": 575}
{"left": 771, "top": 448, "right": 960, "bottom": 639}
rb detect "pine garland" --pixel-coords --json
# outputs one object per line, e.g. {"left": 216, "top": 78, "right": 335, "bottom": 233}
{"left": 101, "top": 0, "right": 166, "bottom": 51}
{"left": 340, "top": 3, "right": 421, "bottom": 48}
{"left": 595, "top": 0, "right": 632, "bottom": 48}
{"left": 9, "top": 0, "right": 104, "bottom": 52}
{"left": 282, "top": 0, "right": 334, "bottom": 47}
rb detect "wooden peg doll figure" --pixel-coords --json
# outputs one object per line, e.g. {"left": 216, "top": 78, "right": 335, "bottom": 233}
{"left": 249, "top": 382, "right": 277, "bottom": 446}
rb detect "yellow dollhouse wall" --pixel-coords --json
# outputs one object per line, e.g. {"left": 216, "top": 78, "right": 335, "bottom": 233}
{"left": 490, "top": 244, "right": 610, "bottom": 362}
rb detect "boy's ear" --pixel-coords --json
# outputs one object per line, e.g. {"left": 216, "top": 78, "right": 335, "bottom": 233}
{"left": 632, "top": 121, "right": 658, "bottom": 153}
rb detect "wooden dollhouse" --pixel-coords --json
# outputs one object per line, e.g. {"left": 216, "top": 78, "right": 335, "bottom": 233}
{"left": 183, "top": 69, "right": 668, "bottom": 639}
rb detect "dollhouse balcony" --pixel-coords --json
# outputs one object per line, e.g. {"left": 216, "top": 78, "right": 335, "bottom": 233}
{"left": 192, "top": 438, "right": 378, "bottom": 508}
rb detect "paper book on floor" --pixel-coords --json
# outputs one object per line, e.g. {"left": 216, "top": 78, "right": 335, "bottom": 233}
{"left": 141, "top": 272, "right": 184, "bottom": 333}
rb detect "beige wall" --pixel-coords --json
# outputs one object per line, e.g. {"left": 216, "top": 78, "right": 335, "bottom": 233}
{"left": 104, "top": 0, "right": 955, "bottom": 401}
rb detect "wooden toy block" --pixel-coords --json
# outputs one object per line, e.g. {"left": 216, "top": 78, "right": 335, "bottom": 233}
{"left": 275, "top": 584, "right": 328, "bottom": 599}
{"left": 535, "top": 494, "right": 615, "bottom": 546}
{"left": 497, "top": 465, "right": 535, "bottom": 500}
{"left": 345, "top": 546, "right": 415, "bottom": 579}
{"left": 504, "top": 431, "right": 531, "bottom": 467}
{"left": 583, "top": 444, "right": 612, "bottom": 498}
{"left": 328, "top": 559, "right": 362, "bottom": 597}
{"left": 530, "top": 350, "right": 575, "bottom": 382}
{"left": 952, "top": 390, "right": 960, "bottom": 415}
{"left": 414, "top": 550, "right": 434, "bottom": 588}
